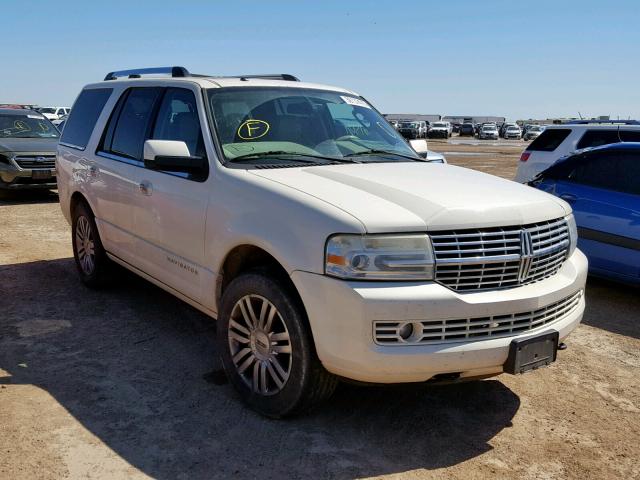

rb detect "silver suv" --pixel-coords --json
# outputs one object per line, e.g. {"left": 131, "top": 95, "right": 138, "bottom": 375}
{"left": 0, "top": 109, "right": 59, "bottom": 190}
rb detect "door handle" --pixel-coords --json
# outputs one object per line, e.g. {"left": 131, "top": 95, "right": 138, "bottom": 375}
{"left": 559, "top": 193, "right": 576, "bottom": 203}
{"left": 138, "top": 181, "right": 153, "bottom": 196}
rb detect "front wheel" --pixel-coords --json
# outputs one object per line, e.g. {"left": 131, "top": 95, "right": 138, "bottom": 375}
{"left": 217, "top": 272, "right": 337, "bottom": 417}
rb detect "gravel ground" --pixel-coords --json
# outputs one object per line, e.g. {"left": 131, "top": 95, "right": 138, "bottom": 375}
{"left": 1, "top": 139, "right": 639, "bottom": 479}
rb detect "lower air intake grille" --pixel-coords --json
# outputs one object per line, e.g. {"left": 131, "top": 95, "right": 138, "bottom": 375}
{"left": 374, "top": 290, "right": 583, "bottom": 345}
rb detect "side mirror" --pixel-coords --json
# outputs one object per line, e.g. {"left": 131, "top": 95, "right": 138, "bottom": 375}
{"left": 143, "top": 140, "right": 207, "bottom": 174}
{"left": 409, "top": 138, "right": 429, "bottom": 156}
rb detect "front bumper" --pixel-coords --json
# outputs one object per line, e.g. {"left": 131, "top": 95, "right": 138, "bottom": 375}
{"left": 428, "top": 131, "right": 449, "bottom": 138}
{"left": 292, "top": 249, "right": 587, "bottom": 383}
{"left": 0, "top": 163, "right": 57, "bottom": 190}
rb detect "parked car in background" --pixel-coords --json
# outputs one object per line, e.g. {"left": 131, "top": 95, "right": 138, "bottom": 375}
{"left": 387, "top": 119, "right": 399, "bottom": 129}
{"left": 37, "top": 106, "right": 70, "bottom": 121}
{"left": 452, "top": 123, "right": 461, "bottom": 134}
{"left": 500, "top": 123, "right": 517, "bottom": 138}
{"left": 479, "top": 124, "right": 499, "bottom": 140}
{"left": 428, "top": 121, "right": 451, "bottom": 138}
{"left": 0, "top": 104, "right": 39, "bottom": 110}
{"left": 52, "top": 114, "right": 68, "bottom": 127}
{"left": 397, "top": 121, "right": 427, "bottom": 139}
{"left": 523, "top": 125, "right": 544, "bottom": 141}
{"left": 531, "top": 142, "right": 639, "bottom": 284}
{"left": 57, "top": 66, "right": 586, "bottom": 417}
{"left": 459, "top": 123, "right": 475, "bottom": 136}
{"left": 515, "top": 124, "right": 640, "bottom": 182}
{"left": 504, "top": 125, "right": 522, "bottom": 139}
{"left": 0, "top": 108, "right": 59, "bottom": 189}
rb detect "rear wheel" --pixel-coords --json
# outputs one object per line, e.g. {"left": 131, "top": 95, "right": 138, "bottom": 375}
{"left": 218, "top": 272, "right": 337, "bottom": 417}
{"left": 72, "top": 202, "right": 112, "bottom": 288}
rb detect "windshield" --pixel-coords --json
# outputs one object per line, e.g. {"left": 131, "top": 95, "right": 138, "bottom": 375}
{"left": 398, "top": 122, "right": 418, "bottom": 128}
{"left": 482, "top": 126, "right": 495, "bottom": 131}
{"left": 207, "top": 87, "right": 418, "bottom": 163}
{"left": 432, "top": 123, "right": 447, "bottom": 128}
{"left": 507, "top": 126, "right": 519, "bottom": 131}
{"left": 0, "top": 114, "right": 59, "bottom": 138}
{"left": 531, "top": 126, "right": 543, "bottom": 131}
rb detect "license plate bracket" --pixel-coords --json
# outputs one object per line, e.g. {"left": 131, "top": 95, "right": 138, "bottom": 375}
{"left": 32, "top": 169, "right": 53, "bottom": 180}
{"left": 504, "top": 330, "right": 559, "bottom": 375}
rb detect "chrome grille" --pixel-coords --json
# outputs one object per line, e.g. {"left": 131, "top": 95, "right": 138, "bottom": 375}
{"left": 374, "top": 290, "right": 583, "bottom": 345}
{"left": 430, "top": 217, "right": 570, "bottom": 291}
{"left": 14, "top": 156, "right": 56, "bottom": 169}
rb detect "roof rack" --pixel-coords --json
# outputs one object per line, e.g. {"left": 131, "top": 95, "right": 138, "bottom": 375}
{"left": 236, "top": 74, "right": 300, "bottom": 82}
{"left": 104, "top": 66, "right": 300, "bottom": 82}
{"left": 104, "top": 66, "right": 190, "bottom": 81}
{"left": 563, "top": 119, "right": 639, "bottom": 125}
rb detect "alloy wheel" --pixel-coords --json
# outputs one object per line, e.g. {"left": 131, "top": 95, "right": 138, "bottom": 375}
{"left": 75, "top": 216, "right": 96, "bottom": 275}
{"left": 228, "top": 294, "right": 292, "bottom": 396}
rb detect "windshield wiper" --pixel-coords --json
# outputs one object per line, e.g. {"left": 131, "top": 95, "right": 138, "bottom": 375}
{"left": 230, "top": 151, "right": 334, "bottom": 163}
{"left": 343, "top": 149, "right": 424, "bottom": 161}
{"left": 229, "top": 151, "right": 362, "bottom": 164}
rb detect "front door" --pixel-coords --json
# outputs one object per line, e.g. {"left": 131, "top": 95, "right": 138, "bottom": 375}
{"left": 130, "top": 87, "right": 212, "bottom": 304}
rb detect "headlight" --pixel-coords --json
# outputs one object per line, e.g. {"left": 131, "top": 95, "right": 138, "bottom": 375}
{"left": 325, "top": 234, "right": 434, "bottom": 280}
{"left": 566, "top": 214, "right": 578, "bottom": 257}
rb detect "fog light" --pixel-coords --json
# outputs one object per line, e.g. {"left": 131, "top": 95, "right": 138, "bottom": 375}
{"left": 398, "top": 322, "right": 414, "bottom": 340}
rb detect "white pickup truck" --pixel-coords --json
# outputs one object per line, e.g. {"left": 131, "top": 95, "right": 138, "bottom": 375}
{"left": 56, "top": 67, "right": 587, "bottom": 417}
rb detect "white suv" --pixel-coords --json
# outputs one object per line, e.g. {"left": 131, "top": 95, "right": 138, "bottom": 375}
{"left": 57, "top": 67, "right": 587, "bottom": 417}
{"left": 515, "top": 123, "right": 640, "bottom": 182}
{"left": 37, "top": 106, "right": 70, "bottom": 121}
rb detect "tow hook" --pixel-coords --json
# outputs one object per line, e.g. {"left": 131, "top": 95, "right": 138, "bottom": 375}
{"left": 557, "top": 342, "right": 567, "bottom": 351}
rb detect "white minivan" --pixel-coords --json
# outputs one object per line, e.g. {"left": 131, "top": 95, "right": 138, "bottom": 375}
{"left": 57, "top": 67, "right": 587, "bottom": 417}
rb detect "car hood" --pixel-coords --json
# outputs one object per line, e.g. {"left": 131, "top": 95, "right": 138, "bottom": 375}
{"left": 0, "top": 137, "right": 59, "bottom": 154}
{"left": 249, "top": 162, "right": 570, "bottom": 232}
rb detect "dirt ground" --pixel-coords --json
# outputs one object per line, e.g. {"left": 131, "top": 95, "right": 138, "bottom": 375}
{"left": 1, "top": 138, "right": 639, "bottom": 480}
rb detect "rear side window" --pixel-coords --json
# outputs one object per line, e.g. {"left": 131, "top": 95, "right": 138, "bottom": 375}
{"left": 568, "top": 151, "right": 640, "bottom": 195}
{"left": 620, "top": 130, "right": 640, "bottom": 142}
{"left": 105, "top": 88, "right": 162, "bottom": 160}
{"left": 576, "top": 130, "right": 620, "bottom": 149}
{"left": 527, "top": 129, "right": 571, "bottom": 152}
{"left": 60, "top": 89, "right": 112, "bottom": 150}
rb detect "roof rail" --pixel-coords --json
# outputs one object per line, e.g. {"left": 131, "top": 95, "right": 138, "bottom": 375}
{"left": 104, "top": 67, "right": 301, "bottom": 82}
{"left": 235, "top": 74, "right": 300, "bottom": 82}
{"left": 563, "top": 119, "right": 639, "bottom": 125}
{"left": 104, "top": 66, "right": 190, "bottom": 81}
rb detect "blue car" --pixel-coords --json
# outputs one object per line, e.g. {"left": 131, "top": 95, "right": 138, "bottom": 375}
{"left": 531, "top": 142, "right": 640, "bottom": 284}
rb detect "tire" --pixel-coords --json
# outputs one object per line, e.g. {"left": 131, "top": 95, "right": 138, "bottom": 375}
{"left": 72, "top": 201, "right": 113, "bottom": 288}
{"left": 217, "top": 272, "right": 337, "bottom": 418}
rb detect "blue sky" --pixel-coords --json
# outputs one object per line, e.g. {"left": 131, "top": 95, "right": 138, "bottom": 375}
{"left": 2, "top": 0, "right": 639, "bottom": 120}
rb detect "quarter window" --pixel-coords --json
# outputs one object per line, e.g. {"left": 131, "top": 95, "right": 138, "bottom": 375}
{"left": 60, "top": 88, "right": 112, "bottom": 150}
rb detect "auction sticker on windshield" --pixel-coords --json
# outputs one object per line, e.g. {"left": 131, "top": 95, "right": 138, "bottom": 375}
{"left": 237, "top": 119, "right": 270, "bottom": 140}
{"left": 341, "top": 96, "right": 371, "bottom": 109}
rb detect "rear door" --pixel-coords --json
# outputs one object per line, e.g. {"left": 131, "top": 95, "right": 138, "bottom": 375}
{"left": 552, "top": 150, "right": 640, "bottom": 280}
{"left": 95, "top": 87, "right": 163, "bottom": 266}
{"left": 131, "top": 86, "right": 212, "bottom": 304}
